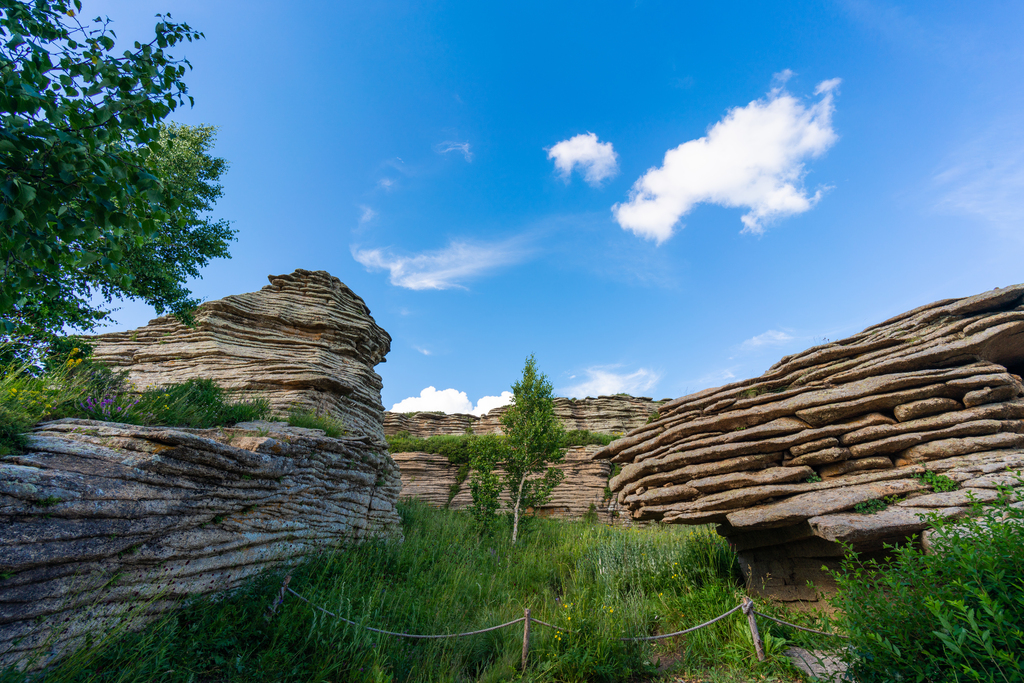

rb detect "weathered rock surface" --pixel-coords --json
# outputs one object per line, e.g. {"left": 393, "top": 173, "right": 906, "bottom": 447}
{"left": 0, "top": 419, "right": 402, "bottom": 670}
{"left": 598, "top": 284, "right": 1024, "bottom": 602}
{"left": 89, "top": 269, "right": 392, "bottom": 441}
{"left": 394, "top": 446, "right": 629, "bottom": 524}
{"left": 384, "top": 395, "right": 664, "bottom": 438}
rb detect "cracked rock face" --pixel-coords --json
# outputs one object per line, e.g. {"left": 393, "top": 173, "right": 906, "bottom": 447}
{"left": 89, "top": 269, "right": 392, "bottom": 441}
{"left": 597, "top": 284, "right": 1024, "bottom": 601}
{"left": 384, "top": 395, "right": 664, "bottom": 438}
{"left": 0, "top": 419, "right": 402, "bottom": 670}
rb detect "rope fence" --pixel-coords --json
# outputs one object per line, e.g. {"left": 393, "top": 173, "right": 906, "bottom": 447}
{"left": 269, "top": 576, "right": 849, "bottom": 668}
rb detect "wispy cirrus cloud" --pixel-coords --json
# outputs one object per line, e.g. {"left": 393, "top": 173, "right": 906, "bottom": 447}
{"left": 358, "top": 205, "right": 377, "bottom": 225}
{"left": 435, "top": 141, "right": 473, "bottom": 162}
{"left": 933, "top": 118, "right": 1024, "bottom": 231}
{"left": 352, "top": 237, "right": 531, "bottom": 290}
{"left": 613, "top": 73, "right": 840, "bottom": 243}
{"left": 562, "top": 365, "right": 660, "bottom": 398}
{"left": 547, "top": 132, "right": 619, "bottom": 186}
{"left": 739, "top": 329, "right": 794, "bottom": 351}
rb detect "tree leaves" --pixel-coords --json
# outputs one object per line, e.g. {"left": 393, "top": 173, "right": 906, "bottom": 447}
{"left": 0, "top": 1, "right": 227, "bottom": 346}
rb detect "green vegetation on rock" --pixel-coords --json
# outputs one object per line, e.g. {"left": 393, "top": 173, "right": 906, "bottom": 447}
{"left": 0, "top": 339, "right": 268, "bottom": 453}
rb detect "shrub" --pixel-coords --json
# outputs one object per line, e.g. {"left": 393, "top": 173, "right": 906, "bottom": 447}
{"left": 831, "top": 486, "right": 1024, "bottom": 682}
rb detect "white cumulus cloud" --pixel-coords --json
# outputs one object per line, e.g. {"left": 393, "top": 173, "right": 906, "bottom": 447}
{"left": 435, "top": 141, "right": 473, "bottom": 162}
{"left": 740, "top": 329, "right": 794, "bottom": 351}
{"left": 390, "top": 387, "right": 513, "bottom": 416}
{"left": 562, "top": 366, "right": 660, "bottom": 398}
{"left": 352, "top": 237, "right": 530, "bottom": 290}
{"left": 613, "top": 75, "right": 841, "bottom": 243}
{"left": 472, "top": 391, "right": 513, "bottom": 416}
{"left": 547, "top": 132, "right": 619, "bottom": 186}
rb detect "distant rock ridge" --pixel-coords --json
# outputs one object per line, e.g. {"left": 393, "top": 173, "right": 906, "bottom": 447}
{"left": 597, "top": 284, "right": 1024, "bottom": 602}
{"left": 89, "top": 269, "right": 392, "bottom": 441}
{"left": 393, "top": 445, "right": 630, "bottom": 524}
{"left": 384, "top": 395, "right": 665, "bottom": 438}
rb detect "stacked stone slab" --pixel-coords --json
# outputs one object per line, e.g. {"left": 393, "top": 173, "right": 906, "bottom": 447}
{"left": 89, "top": 269, "right": 392, "bottom": 441}
{"left": 597, "top": 284, "right": 1024, "bottom": 602}
{"left": 392, "top": 446, "right": 628, "bottom": 524}
{"left": 384, "top": 395, "right": 664, "bottom": 438}
{"left": 0, "top": 419, "right": 402, "bottom": 669}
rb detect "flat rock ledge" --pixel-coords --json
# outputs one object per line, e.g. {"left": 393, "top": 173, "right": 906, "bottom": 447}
{"left": 0, "top": 418, "right": 402, "bottom": 670}
{"left": 385, "top": 395, "right": 664, "bottom": 438}
{"left": 597, "top": 284, "right": 1024, "bottom": 603}
{"left": 89, "top": 269, "right": 392, "bottom": 441}
{"left": 393, "top": 446, "right": 631, "bottom": 524}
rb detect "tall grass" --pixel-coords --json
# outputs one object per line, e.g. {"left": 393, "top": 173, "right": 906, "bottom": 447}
{"left": 1, "top": 502, "right": 835, "bottom": 683}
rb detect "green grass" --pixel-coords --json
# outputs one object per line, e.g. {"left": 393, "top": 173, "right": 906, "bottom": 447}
{"left": 0, "top": 503, "right": 836, "bottom": 682}
{"left": 286, "top": 407, "right": 347, "bottom": 437}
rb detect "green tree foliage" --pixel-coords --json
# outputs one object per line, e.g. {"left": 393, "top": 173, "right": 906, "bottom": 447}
{"left": 0, "top": 0, "right": 217, "bottom": 341}
{"left": 470, "top": 354, "right": 565, "bottom": 544}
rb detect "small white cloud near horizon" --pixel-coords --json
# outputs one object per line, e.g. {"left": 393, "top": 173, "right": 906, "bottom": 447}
{"left": 358, "top": 205, "right": 377, "bottom": 225}
{"left": 562, "top": 366, "right": 660, "bottom": 398}
{"left": 740, "top": 329, "right": 794, "bottom": 351}
{"left": 378, "top": 178, "right": 395, "bottom": 190}
{"left": 547, "top": 132, "right": 619, "bottom": 186}
{"left": 414, "top": 346, "right": 432, "bottom": 356}
{"left": 435, "top": 141, "right": 473, "bottom": 162}
{"left": 613, "top": 73, "right": 841, "bottom": 243}
{"left": 352, "top": 237, "right": 530, "bottom": 290}
{"left": 390, "top": 387, "right": 512, "bottom": 416}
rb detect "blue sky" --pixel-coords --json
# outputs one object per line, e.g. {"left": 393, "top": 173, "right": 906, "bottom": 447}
{"left": 87, "top": 0, "right": 1024, "bottom": 414}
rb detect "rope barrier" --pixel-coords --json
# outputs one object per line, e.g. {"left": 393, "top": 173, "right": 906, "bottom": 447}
{"left": 275, "top": 576, "right": 848, "bottom": 667}
{"left": 286, "top": 587, "right": 525, "bottom": 639}
{"left": 753, "top": 611, "right": 849, "bottom": 639}
{"left": 620, "top": 604, "right": 742, "bottom": 641}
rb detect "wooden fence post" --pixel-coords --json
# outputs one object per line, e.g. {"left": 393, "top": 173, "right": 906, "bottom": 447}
{"left": 521, "top": 608, "right": 531, "bottom": 670}
{"left": 741, "top": 597, "right": 765, "bottom": 661}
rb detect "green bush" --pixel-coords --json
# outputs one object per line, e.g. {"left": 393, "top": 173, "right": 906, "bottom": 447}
{"left": 831, "top": 487, "right": 1024, "bottom": 682}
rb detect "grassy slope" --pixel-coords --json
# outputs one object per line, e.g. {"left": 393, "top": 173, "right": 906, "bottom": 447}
{"left": 2, "top": 502, "right": 838, "bottom": 683}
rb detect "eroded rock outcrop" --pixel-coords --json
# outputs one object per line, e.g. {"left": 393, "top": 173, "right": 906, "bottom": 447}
{"left": 384, "top": 395, "right": 664, "bottom": 438}
{"left": 0, "top": 419, "right": 402, "bottom": 669}
{"left": 393, "top": 446, "right": 628, "bottom": 523}
{"left": 598, "top": 284, "right": 1024, "bottom": 601}
{"left": 90, "top": 269, "right": 392, "bottom": 441}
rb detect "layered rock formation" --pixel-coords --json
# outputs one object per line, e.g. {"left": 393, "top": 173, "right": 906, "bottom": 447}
{"left": 90, "top": 269, "right": 392, "bottom": 441}
{"left": 384, "top": 395, "right": 664, "bottom": 438}
{"left": 0, "top": 419, "right": 402, "bottom": 669}
{"left": 598, "top": 285, "right": 1024, "bottom": 601}
{"left": 393, "top": 446, "right": 627, "bottom": 523}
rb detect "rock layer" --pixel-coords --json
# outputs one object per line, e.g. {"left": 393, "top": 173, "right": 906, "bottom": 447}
{"left": 89, "top": 269, "right": 392, "bottom": 441}
{"left": 0, "top": 419, "right": 402, "bottom": 669}
{"left": 597, "top": 284, "right": 1024, "bottom": 601}
{"left": 384, "top": 395, "right": 664, "bottom": 438}
{"left": 393, "top": 446, "right": 629, "bottom": 524}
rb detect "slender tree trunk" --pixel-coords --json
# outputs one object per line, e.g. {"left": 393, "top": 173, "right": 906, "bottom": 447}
{"left": 511, "top": 475, "right": 527, "bottom": 545}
